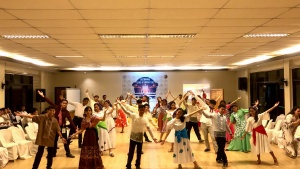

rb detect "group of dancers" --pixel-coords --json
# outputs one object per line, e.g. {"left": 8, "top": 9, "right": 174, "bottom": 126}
{"left": 11, "top": 88, "right": 300, "bottom": 169}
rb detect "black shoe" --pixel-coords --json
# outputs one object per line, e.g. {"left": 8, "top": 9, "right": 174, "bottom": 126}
{"left": 145, "top": 140, "right": 152, "bottom": 142}
{"left": 223, "top": 163, "right": 228, "bottom": 168}
{"left": 141, "top": 151, "right": 144, "bottom": 154}
{"left": 56, "top": 147, "right": 59, "bottom": 149}
{"left": 204, "top": 148, "right": 210, "bottom": 152}
{"left": 199, "top": 139, "right": 204, "bottom": 143}
{"left": 216, "top": 160, "right": 223, "bottom": 164}
{"left": 78, "top": 144, "right": 82, "bottom": 148}
{"left": 136, "top": 167, "right": 141, "bottom": 169}
{"left": 66, "top": 154, "right": 75, "bottom": 158}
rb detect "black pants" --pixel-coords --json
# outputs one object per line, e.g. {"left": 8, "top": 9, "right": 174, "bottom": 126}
{"left": 32, "top": 146, "right": 55, "bottom": 169}
{"left": 186, "top": 121, "right": 202, "bottom": 140}
{"left": 126, "top": 139, "right": 143, "bottom": 168}
{"left": 73, "top": 116, "right": 83, "bottom": 147}
{"left": 144, "top": 132, "right": 150, "bottom": 141}
{"left": 54, "top": 126, "right": 73, "bottom": 155}
{"left": 216, "top": 137, "right": 227, "bottom": 164}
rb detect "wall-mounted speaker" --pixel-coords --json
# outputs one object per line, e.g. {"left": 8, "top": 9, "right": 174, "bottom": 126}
{"left": 36, "top": 89, "right": 46, "bottom": 102}
{"left": 238, "top": 77, "right": 247, "bottom": 91}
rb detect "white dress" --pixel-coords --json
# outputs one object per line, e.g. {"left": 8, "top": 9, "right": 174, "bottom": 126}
{"left": 166, "top": 109, "right": 176, "bottom": 143}
{"left": 167, "top": 115, "right": 195, "bottom": 164}
{"left": 103, "top": 107, "right": 116, "bottom": 148}
{"left": 94, "top": 111, "right": 113, "bottom": 151}
{"left": 246, "top": 111, "right": 272, "bottom": 155}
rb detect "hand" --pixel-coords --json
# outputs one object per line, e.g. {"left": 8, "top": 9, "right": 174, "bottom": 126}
{"left": 274, "top": 102, "right": 280, "bottom": 107}
{"left": 86, "top": 89, "right": 88, "bottom": 93}
{"left": 153, "top": 138, "right": 158, "bottom": 143}
{"left": 255, "top": 100, "right": 259, "bottom": 106}
{"left": 238, "top": 96, "right": 241, "bottom": 100}
{"left": 62, "top": 138, "right": 67, "bottom": 144}
{"left": 59, "top": 95, "right": 64, "bottom": 100}
{"left": 161, "top": 140, "right": 165, "bottom": 145}
{"left": 38, "top": 90, "right": 44, "bottom": 97}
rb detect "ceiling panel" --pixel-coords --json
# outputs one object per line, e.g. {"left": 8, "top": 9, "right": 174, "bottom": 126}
{"left": 0, "top": 10, "right": 17, "bottom": 19}
{"left": 87, "top": 20, "right": 147, "bottom": 27}
{"left": 6, "top": 10, "right": 83, "bottom": 19}
{"left": 150, "top": 9, "right": 218, "bottom": 19}
{"left": 37, "top": 28, "right": 95, "bottom": 34}
{"left": 94, "top": 27, "right": 147, "bottom": 34}
{"left": 150, "top": 0, "right": 228, "bottom": 8}
{"left": 148, "top": 19, "right": 209, "bottom": 27}
{"left": 25, "top": 20, "right": 90, "bottom": 28}
{"left": 263, "top": 19, "right": 300, "bottom": 26}
{"left": 207, "top": 19, "right": 270, "bottom": 27}
{"left": 250, "top": 26, "right": 300, "bottom": 34}
{"left": 224, "top": 0, "right": 300, "bottom": 8}
{"left": 214, "top": 9, "right": 289, "bottom": 19}
{"left": 0, "top": 0, "right": 74, "bottom": 9}
{"left": 199, "top": 27, "right": 255, "bottom": 34}
{"left": 278, "top": 8, "right": 300, "bottom": 18}
{"left": 0, "top": 28, "right": 42, "bottom": 34}
{"left": 0, "top": 20, "right": 30, "bottom": 27}
{"left": 50, "top": 34, "right": 100, "bottom": 40}
{"left": 70, "top": 0, "right": 149, "bottom": 9}
{"left": 79, "top": 10, "right": 148, "bottom": 19}
{"left": 147, "top": 27, "right": 200, "bottom": 34}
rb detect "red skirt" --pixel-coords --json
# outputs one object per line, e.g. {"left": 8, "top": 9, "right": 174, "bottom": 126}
{"left": 79, "top": 128, "right": 104, "bottom": 169}
{"left": 115, "top": 109, "right": 128, "bottom": 127}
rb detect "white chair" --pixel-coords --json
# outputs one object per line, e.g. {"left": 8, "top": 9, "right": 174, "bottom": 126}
{"left": 0, "top": 117, "right": 4, "bottom": 123}
{"left": 0, "top": 129, "right": 18, "bottom": 161}
{"left": 266, "top": 120, "right": 282, "bottom": 143}
{"left": 262, "top": 120, "right": 269, "bottom": 128}
{"left": 8, "top": 127, "right": 32, "bottom": 159}
{"left": 265, "top": 119, "right": 273, "bottom": 129}
{"left": 0, "top": 147, "right": 9, "bottom": 168}
{"left": 25, "top": 126, "right": 38, "bottom": 155}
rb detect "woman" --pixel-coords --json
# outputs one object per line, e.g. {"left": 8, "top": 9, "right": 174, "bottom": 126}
{"left": 70, "top": 106, "right": 105, "bottom": 169}
{"left": 115, "top": 96, "right": 128, "bottom": 133}
{"left": 242, "top": 103, "right": 279, "bottom": 165}
{"left": 282, "top": 106, "right": 300, "bottom": 158}
{"left": 227, "top": 103, "right": 255, "bottom": 152}
{"left": 161, "top": 108, "right": 203, "bottom": 169}
{"left": 102, "top": 100, "right": 116, "bottom": 148}
{"left": 94, "top": 103, "right": 114, "bottom": 157}
{"left": 157, "top": 99, "right": 168, "bottom": 133}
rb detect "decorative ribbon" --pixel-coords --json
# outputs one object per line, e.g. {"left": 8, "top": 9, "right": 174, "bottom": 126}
{"left": 252, "top": 125, "right": 267, "bottom": 146}
{"left": 175, "top": 128, "right": 188, "bottom": 143}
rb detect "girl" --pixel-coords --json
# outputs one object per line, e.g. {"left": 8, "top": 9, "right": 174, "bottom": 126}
{"left": 103, "top": 100, "right": 116, "bottom": 148}
{"left": 115, "top": 96, "right": 128, "bottom": 133}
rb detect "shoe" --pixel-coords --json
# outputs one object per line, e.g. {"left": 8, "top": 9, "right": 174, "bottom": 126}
{"left": 78, "top": 144, "right": 82, "bottom": 148}
{"left": 216, "top": 160, "right": 223, "bottom": 164}
{"left": 223, "top": 163, "right": 228, "bottom": 168}
{"left": 136, "top": 167, "right": 141, "bottom": 169}
{"left": 141, "top": 151, "right": 144, "bottom": 154}
{"left": 120, "top": 131, "right": 124, "bottom": 133}
{"left": 168, "top": 149, "right": 173, "bottom": 153}
{"left": 194, "top": 166, "right": 202, "bottom": 169}
{"left": 178, "top": 164, "right": 183, "bottom": 169}
{"left": 199, "top": 139, "right": 204, "bottom": 143}
{"left": 225, "top": 148, "right": 229, "bottom": 151}
{"left": 204, "top": 148, "right": 210, "bottom": 152}
{"left": 109, "top": 152, "right": 114, "bottom": 157}
{"left": 66, "top": 154, "right": 75, "bottom": 158}
{"left": 145, "top": 139, "right": 152, "bottom": 142}
{"left": 56, "top": 147, "right": 59, "bottom": 149}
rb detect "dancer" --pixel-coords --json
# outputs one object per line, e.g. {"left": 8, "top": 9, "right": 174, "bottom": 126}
{"left": 161, "top": 107, "right": 203, "bottom": 169}
{"left": 118, "top": 101, "right": 158, "bottom": 169}
{"left": 282, "top": 106, "right": 300, "bottom": 158}
{"left": 115, "top": 96, "right": 128, "bottom": 133}
{"left": 241, "top": 102, "right": 279, "bottom": 165}
{"left": 157, "top": 99, "right": 168, "bottom": 133}
{"left": 143, "top": 104, "right": 157, "bottom": 142}
{"left": 94, "top": 103, "right": 114, "bottom": 157}
{"left": 16, "top": 106, "right": 67, "bottom": 169}
{"left": 200, "top": 104, "right": 233, "bottom": 168}
{"left": 103, "top": 100, "right": 116, "bottom": 148}
{"left": 70, "top": 106, "right": 105, "bottom": 169}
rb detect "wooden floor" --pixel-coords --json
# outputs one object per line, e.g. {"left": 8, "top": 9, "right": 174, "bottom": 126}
{"left": 5, "top": 127, "right": 300, "bottom": 169}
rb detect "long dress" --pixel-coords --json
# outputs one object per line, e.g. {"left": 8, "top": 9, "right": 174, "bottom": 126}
{"left": 227, "top": 109, "right": 251, "bottom": 152}
{"left": 282, "top": 114, "right": 299, "bottom": 158}
{"left": 167, "top": 115, "right": 195, "bottom": 164}
{"left": 246, "top": 111, "right": 272, "bottom": 155}
{"left": 94, "top": 111, "right": 113, "bottom": 152}
{"left": 165, "top": 109, "right": 176, "bottom": 143}
{"left": 115, "top": 109, "right": 128, "bottom": 128}
{"left": 103, "top": 107, "right": 116, "bottom": 148}
{"left": 157, "top": 106, "right": 167, "bottom": 132}
{"left": 79, "top": 115, "right": 104, "bottom": 169}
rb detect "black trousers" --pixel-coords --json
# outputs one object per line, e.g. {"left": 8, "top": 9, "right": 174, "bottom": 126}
{"left": 73, "top": 116, "right": 83, "bottom": 147}
{"left": 32, "top": 146, "right": 55, "bottom": 169}
{"left": 216, "top": 137, "right": 227, "bottom": 164}
{"left": 126, "top": 139, "right": 143, "bottom": 168}
{"left": 144, "top": 132, "right": 150, "bottom": 141}
{"left": 186, "top": 121, "right": 202, "bottom": 140}
{"left": 54, "top": 126, "right": 73, "bottom": 155}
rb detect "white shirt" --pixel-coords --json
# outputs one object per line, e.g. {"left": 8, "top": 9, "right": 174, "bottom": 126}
{"left": 128, "top": 112, "right": 150, "bottom": 142}
{"left": 69, "top": 101, "right": 86, "bottom": 118}
{"left": 294, "top": 125, "right": 300, "bottom": 140}
{"left": 194, "top": 95, "right": 212, "bottom": 126}
{"left": 203, "top": 112, "right": 231, "bottom": 134}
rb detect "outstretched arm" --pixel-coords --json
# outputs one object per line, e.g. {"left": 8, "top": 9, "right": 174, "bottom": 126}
{"left": 265, "top": 102, "right": 279, "bottom": 114}
{"left": 38, "top": 90, "right": 56, "bottom": 106}
{"left": 15, "top": 112, "right": 36, "bottom": 119}
{"left": 229, "top": 97, "right": 241, "bottom": 106}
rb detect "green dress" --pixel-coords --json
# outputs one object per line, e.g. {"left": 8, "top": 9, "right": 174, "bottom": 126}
{"left": 227, "top": 109, "right": 251, "bottom": 152}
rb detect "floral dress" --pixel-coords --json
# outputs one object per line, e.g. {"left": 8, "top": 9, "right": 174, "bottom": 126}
{"left": 282, "top": 114, "right": 299, "bottom": 158}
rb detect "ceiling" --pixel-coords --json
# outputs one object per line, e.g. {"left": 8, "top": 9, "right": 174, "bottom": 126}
{"left": 1, "top": 0, "right": 300, "bottom": 71}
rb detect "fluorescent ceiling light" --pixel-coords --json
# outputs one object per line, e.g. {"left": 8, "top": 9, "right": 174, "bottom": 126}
{"left": 99, "top": 34, "right": 195, "bottom": 39}
{"left": 115, "top": 56, "right": 175, "bottom": 58}
{"left": 208, "top": 54, "right": 234, "bottom": 57}
{"left": 1, "top": 35, "right": 50, "bottom": 39}
{"left": 243, "top": 34, "right": 289, "bottom": 38}
{"left": 233, "top": 55, "right": 273, "bottom": 66}
{"left": 55, "top": 56, "right": 83, "bottom": 58}
{"left": 273, "top": 44, "right": 300, "bottom": 55}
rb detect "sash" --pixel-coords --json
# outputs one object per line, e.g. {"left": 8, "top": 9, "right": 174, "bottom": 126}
{"left": 96, "top": 121, "right": 107, "bottom": 130}
{"left": 252, "top": 125, "right": 267, "bottom": 146}
{"left": 175, "top": 128, "right": 188, "bottom": 143}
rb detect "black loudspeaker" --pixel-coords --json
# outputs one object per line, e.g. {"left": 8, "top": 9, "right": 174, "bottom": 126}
{"left": 238, "top": 77, "right": 247, "bottom": 91}
{"left": 36, "top": 89, "right": 46, "bottom": 102}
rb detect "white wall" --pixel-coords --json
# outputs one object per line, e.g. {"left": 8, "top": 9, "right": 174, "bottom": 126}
{"left": 52, "top": 70, "right": 238, "bottom": 105}
{"left": 235, "top": 69, "right": 250, "bottom": 109}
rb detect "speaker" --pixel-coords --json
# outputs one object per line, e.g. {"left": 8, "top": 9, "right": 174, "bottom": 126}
{"left": 36, "top": 89, "right": 46, "bottom": 102}
{"left": 238, "top": 77, "right": 247, "bottom": 91}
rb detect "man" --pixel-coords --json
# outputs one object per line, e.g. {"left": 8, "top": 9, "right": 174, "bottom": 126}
{"left": 86, "top": 89, "right": 102, "bottom": 112}
{"left": 69, "top": 97, "right": 89, "bottom": 148}
{"left": 16, "top": 106, "right": 67, "bottom": 169}
{"left": 193, "top": 92, "right": 218, "bottom": 153}
{"left": 37, "top": 90, "right": 76, "bottom": 158}
{"left": 118, "top": 102, "right": 158, "bottom": 169}
{"left": 102, "top": 94, "right": 112, "bottom": 107}
{"left": 143, "top": 104, "right": 158, "bottom": 142}
{"left": 183, "top": 97, "right": 204, "bottom": 143}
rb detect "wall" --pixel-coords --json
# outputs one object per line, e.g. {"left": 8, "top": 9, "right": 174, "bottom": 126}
{"left": 235, "top": 69, "right": 249, "bottom": 109}
{"left": 0, "top": 61, "right": 5, "bottom": 107}
{"left": 52, "top": 70, "right": 238, "bottom": 105}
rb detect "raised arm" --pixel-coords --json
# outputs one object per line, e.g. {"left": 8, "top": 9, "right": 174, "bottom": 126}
{"left": 38, "top": 90, "right": 56, "bottom": 106}
{"left": 85, "top": 89, "right": 92, "bottom": 101}
{"left": 118, "top": 101, "right": 133, "bottom": 116}
{"left": 229, "top": 97, "right": 241, "bottom": 106}
{"left": 15, "top": 112, "right": 36, "bottom": 119}
{"left": 186, "top": 106, "right": 204, "bottom": 117}
{"left": 265, "top": 102, "right": 279, "bottom": 114}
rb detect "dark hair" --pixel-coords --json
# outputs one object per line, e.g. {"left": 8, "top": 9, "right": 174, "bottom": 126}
{"left": 83, "top": 106, "right": 92, "bottom": 117}
{"left": 47, "top": 106, "right": 56, "bottom": 110}
{"left": 137, "top": 99, "right": 143, "bottom": 104}
{"left": 162, "top": 99, "right": 167, "bottom": 104}
{"left": 249, "top": 106, "right": 259, "bottom": 122}
{"left": 138, "top": 105, "right": 145, "bottom": 109}
{"left": 94, "top": 95, "right": 99, "bottom": 98}
{"left": 31, "top": 108, "right": 38, "bottom": 113}
{"left": 218, "top": 104, "right": 226, "bottom": 109}
{"left": 209, "top": 99, "right": 216, "bottom": 105}
{"left": 144, "top": 104, "right": 149, "bottom": 108}
{"left": 175, "top": 108, "right": 187, "bottom": 122}
{"left": 191, "top": 98, "right": 196, "bottom": 101}
{"left": 168, "top": 101, "right": 176, "bottom": 109}
{"left": 60, "top": 99, "right": 68, "bottom": 104}
{"left": 83, "top": 97, "right": 89, "bottom": 101}
{"left": 287, "top": 106, "right": 300, "bottom": 116}
{"left": 220, "top": 100, "right": 226, "bottom": 105}
{"left": 94, "top": 103, "right": 102, "bottom": 110}
{"left": 104, "top": 100, "right": 110, "bottom": 104}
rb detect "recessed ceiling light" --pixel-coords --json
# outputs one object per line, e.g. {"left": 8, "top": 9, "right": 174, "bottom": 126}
{"left": 243, "top": 34, "right": 289, "bottom": 38}
{"left": 55, "top": 56, "right": 83, "bottom": 58}
{"left": 232, "top": 55, "right": 273, "bottom": 65}
{"left": 99, "top": 34, "right": 195, "bottom": 39}
{"left": 1, "top": 35, "right": 50, "bottom": 39}
{"left": 208, "top": 54, "right": 234, "bottom": 57}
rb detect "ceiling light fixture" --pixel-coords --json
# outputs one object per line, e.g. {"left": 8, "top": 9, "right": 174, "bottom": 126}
{"left": 232, "top": 55, "right": 273, "bottom": 66}
{"left": 99, "top": 34, "right": 195, "bottom": 39}
{"left": 55, "top": 56, "right": 84, "bottom": 58}
{"left": 208, "top": 54, "right": 234, "bottom": 57}
{"left": 243, "top": 34, "right": 289, "bottom": 38}
{"left": 1, "top": 35, "right": 50, "bottom": 39}
{"left": 273, "top": 44, "right": 300, "bottom": 55}
{"left": 115, "top": 56, "right": 175, "bottom": 58}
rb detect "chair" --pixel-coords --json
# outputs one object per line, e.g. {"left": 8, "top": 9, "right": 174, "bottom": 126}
{"left": 0, "top": 147, "right": 9, "bottom": 168}
{"left": 0, "top": 129, "right": 18, "bottom": 160}
{"left": 262, "top": 120, "right": 269, "bottom": 128}
{"left": 265, "top": 119, "right": 273, "bottom": 129}
{"left": 25, "top": 125, "right": 38, "bottom": 154}
{"left": 0, "top": 117, "right": 4, "bottom": 123}
{"left": 8, "top": 127, "right": 32, "bottom": 159}
{"left": 266, "top": 120, "right": 282, "bottom": 143}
